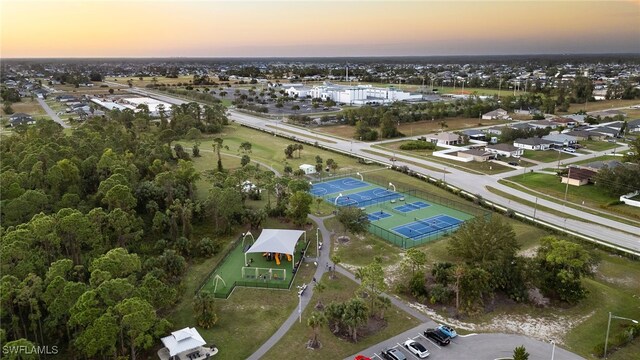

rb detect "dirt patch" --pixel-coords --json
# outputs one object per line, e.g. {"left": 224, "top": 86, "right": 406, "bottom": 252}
{"left": 383, "top": 253, "right": 406, "bottom": 287}
{"left": 337, "top": 236, "right": 351, "bottom": 244}
{"left": 519, "top": 246, "right": 539, "bottom": 258}
{"left": 408, "top": 302, "right": 595, "bottom": 345}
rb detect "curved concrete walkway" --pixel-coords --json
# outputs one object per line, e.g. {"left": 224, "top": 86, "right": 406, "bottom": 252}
{"left": 246, "top": 214, "right": 332, "bottom": 360}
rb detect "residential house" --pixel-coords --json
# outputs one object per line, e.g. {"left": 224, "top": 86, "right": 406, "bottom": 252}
{"left": 567, "top": 130, "right": 594, "bottom": 141}
{"left": 542, "top": 133, "right": 578, "bottom": 146}
{"left": 577, "top": 160, "right": 622, "bottom": 172}
{"left": 8, "top": 113, "right": 35, "bottom": 127}
{"left": 513, "top": 137, "right": 555, "bottom": 150}
{"left": 427, "top": 132, "right": 462, "bottom": 146}
{"left": 485, "top": 143, "right": 524, "bottom": 158}
{"left": 510, "top": 123, "right": 536, "bottom": 131}
{"left": 627, "top": 119, "right": 640, "bottom": 133}
{"left": 460, "top": 129, "right": 486, "bottom": 140}
{"left": 561, "top": 167, "right": 597, "bottom": 187}
{"left": 484, "top": 126, "right": 505, "bottom": 135}
{"left": 552, "top": 117, "right": 578, "bottom": 128}
{"left": 588, "top": 126, "right": 619, "bottom": 138}
{"left": 514, "top": 107, "right": 541, "bottom": 115}
{"left": 482, "top": 108, "right": 509, "bottom": 120}
{"left": 529, "top": 120, "right": 558, "bottom": 129}
{"left": 563, "top": 114, "right": 587, "bottom": 124}
{"left": 457, "top": 148, "right": 493, "bottom": 162}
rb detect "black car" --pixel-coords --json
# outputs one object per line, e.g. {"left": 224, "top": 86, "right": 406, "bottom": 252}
{"left": 381, "top": 348, "right": 407, "bottom": 360}
{"left": 424, "top": 328, "right": 451, "bottom": 346}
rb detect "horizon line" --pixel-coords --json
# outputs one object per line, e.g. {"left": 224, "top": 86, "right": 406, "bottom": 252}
{"left": 3, "top": 52, "right": 640, "bottom": 60}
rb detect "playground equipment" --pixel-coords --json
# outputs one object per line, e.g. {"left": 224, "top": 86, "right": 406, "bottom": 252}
{"left": 286, "top": 254, "right": 292, "bottom": 262}
{"left": 275, "top": 253, "right": 281, "bottom": 265}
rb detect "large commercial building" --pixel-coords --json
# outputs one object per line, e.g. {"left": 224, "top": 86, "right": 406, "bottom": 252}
{"left": 289, "top": 82, "right": 422, "bottom": 105}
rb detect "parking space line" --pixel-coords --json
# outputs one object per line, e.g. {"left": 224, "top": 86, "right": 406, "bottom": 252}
{"left": 371, "top": 353, "right": 383, "bottom": 360}
{"left": 418, "top": 333, "right": 442, "bottom": 350}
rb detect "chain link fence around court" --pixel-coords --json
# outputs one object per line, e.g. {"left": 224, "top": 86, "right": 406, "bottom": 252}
{"left": 310, "top": 172, "right": 491, "bottom": 249}
{"left": 310, "top": 171, "right": 490, "bottom": 220}
{"left": 367, "top": 221, "right": 458, "bottom": 249}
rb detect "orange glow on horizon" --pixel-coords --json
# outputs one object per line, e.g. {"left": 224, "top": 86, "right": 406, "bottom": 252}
{"left": 1, "top": 0, "right": 639, "bottom": 57}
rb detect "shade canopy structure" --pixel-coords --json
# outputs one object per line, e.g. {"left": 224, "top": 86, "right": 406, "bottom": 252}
{"left": 161, "top": 327, "right": 206, "bottom": 357}
{"left": 245, "top": 229, "right": 306, "bottom": 270}
{"left": 246, "top": 229, "right": 305, "bottom": 255}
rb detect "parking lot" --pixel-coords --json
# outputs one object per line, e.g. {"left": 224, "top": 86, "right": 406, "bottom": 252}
{"left": 347, "top": 324, "right": 585, "bottom": 360}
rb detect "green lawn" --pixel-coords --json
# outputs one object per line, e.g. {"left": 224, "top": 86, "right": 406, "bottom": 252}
{"left": 579, "top": 140, "right": 619, "bottom": 152}
{"left": 178, "top": 123, "right": 380, "bottom": 176}
{"left": 361, "top": 149, "right": 446, "bottom": 173}
{"left": 572, "top": 155, "right": 621, "bottom": 166}
{"left": 522, "top": 149, "right": 576, "bottom": 163}
{"left": 506, "top": 172, "right": 617, "bottom": 207}
{"left": 564, "top": 266, "right": 640, "bottom": 359}
{"left": 261, "top": 272, "right": 421, "bottom": 360}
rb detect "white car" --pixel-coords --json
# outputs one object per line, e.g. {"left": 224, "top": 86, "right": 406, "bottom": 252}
{"left": 403, "top": 340, "right": 430, "bottom": 358}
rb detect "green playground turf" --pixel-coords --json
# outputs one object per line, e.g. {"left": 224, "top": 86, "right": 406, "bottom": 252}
{"left": 200, "top": 234, "right": 310, "bottom": 297}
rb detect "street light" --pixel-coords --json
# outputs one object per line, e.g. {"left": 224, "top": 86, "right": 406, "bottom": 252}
{"left": 298, "top": 293, "right": 302, "bottom": 323}
{"left": 316, "top": 227, "right": 320, "bottom": 255}
{"left": 604, "top": 312, "right": 639, "bottom": 359}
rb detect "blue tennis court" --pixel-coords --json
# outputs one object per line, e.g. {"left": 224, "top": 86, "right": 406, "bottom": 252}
{"left": 328, "top": 187, "right": 402, "bottom": 207}
{"left": 392, "top": 215, "right": 462, "bottom": 240}
{"left": 368, "top": 211, "right": 391, "bottom": 222}
{"left": 310, "top": 178, "right": 369, "bottom": 196}
{"left": 394, "top": 201, "right": 431, "bottom": 213}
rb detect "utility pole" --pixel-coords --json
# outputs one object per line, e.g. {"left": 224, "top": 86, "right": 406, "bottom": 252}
{"left": 564, "top": 167, "right": 571, "bottom": 202}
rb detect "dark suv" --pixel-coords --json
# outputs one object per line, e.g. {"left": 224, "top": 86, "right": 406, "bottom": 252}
{"left": 424, "top": 328, "right": 451, "bottom": 346}
{"left": 381, "top": 348, "right": 407, "bottom": 360}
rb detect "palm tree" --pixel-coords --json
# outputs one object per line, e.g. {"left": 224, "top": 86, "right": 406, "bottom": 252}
{"left": 342, "top": 298, "right": 368, "bottom": 342}
{"left": 314, "top": 280, "right": 326, "bottom": 310}
{"left": 324, "top": 302, "right": 344, "bottom": 334}
{"left": 375, "top": 295, "right": 391, "bottom": 320}
{"left": 330, "top": 254, "right": 341, "bottom": 279}
{"left": 212, "top": 138, "right": 224, "bottom": 171}
{"left": 307, "top": 311, "right": 327, "bottom": 348}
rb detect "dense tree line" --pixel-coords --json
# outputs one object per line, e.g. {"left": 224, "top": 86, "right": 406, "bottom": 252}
{"left": 0, "top": 101, "right": 314, "bottom": 357}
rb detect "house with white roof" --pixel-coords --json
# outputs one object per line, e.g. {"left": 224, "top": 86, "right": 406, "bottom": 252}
{"left": 157, "top": 327, "right": 218, "bottom": 360}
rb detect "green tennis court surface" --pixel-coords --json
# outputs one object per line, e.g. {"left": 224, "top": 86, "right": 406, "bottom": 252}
{"left": 311, "top": 176, "right": 480, "bottom": 248}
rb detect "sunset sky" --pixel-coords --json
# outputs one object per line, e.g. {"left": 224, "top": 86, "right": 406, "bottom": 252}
{"left": 1, "top": 0, "right": 639, "bottom": 58}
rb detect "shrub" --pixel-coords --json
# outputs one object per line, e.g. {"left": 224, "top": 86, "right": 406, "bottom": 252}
{"left": 399, "top": 140, "right": 436, "bottom": 151}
